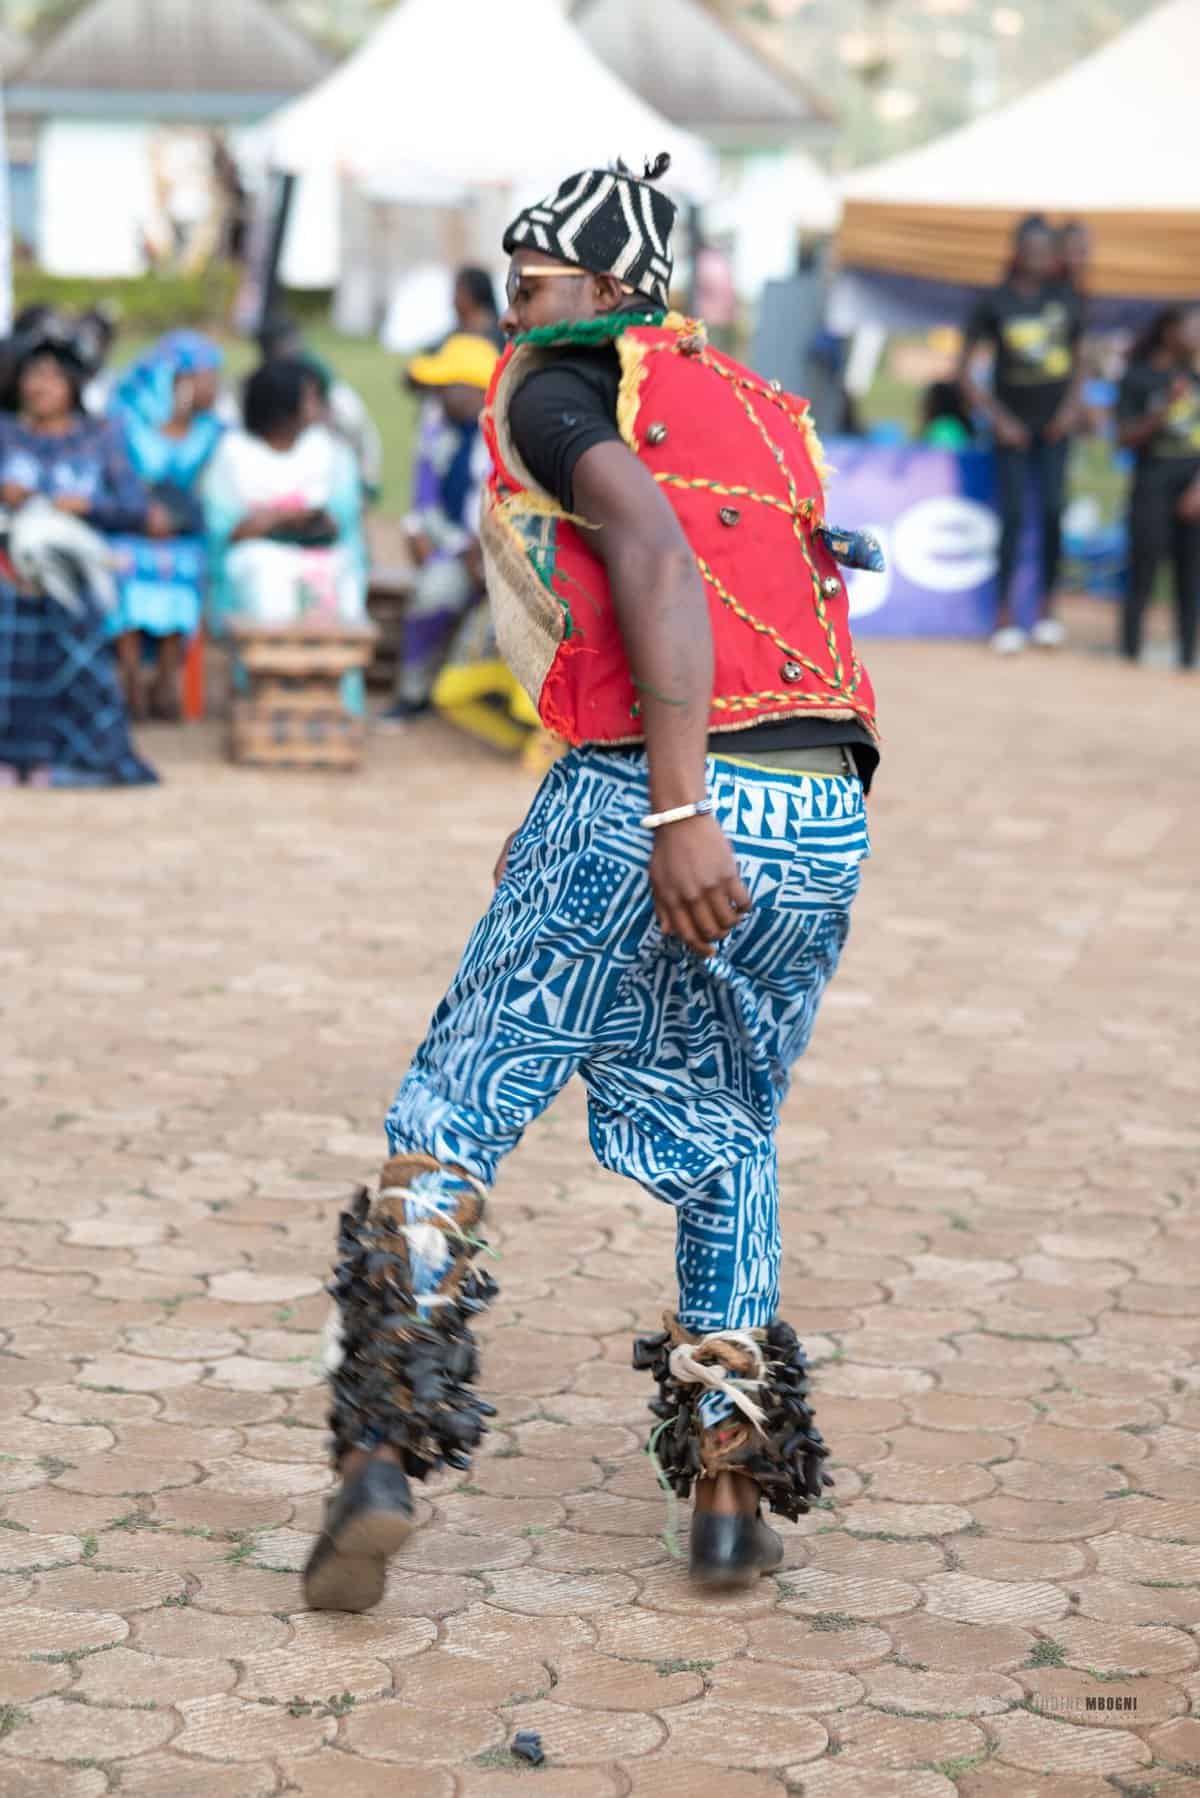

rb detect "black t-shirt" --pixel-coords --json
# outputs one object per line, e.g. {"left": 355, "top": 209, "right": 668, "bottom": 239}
{"left": 966, "top": 280, "right": 1084, "bottom": 434}
{"left": 507, "top": 346, "right": 879, "bottom": 789}
{"left": 1117, "top": 362, "right": 1200, "bottom": 473}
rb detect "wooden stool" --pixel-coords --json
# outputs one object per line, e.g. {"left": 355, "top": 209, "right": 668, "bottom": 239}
{"left": 365, "top": 567, "right": 412, "bottom": 689}
{"left": 228, "top": 619, "right": 378, "bottom": 771}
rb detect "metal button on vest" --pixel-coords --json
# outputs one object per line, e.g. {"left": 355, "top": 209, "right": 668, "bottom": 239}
{"left": 781, "top": 661, "right": 804, "bottom": 683}
{"left": 646, "top": 422, "right": 668, "bottom": 446}
{"left": 718, "top": 506, "right": 740, "bottom": 526}
{"left": 769, "top": 378, "right": 783, "bottom": 393}
{"left": 822, "top": 576, "right": 842, "bottom": 597}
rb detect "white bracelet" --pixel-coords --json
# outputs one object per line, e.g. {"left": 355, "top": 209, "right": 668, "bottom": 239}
{"left": 640, "top": 798, "right": 714, "bottom": 830}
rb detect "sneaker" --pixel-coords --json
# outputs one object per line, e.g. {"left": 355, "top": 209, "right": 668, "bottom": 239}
{"left": 990, "top": 626, "right": 1027, "bottom": 656}
{"left": 376, "top": 699, "right": 431, "bottom": 727}
{"left": 1031, "top": 618, "right": 1067, "bottom": 649}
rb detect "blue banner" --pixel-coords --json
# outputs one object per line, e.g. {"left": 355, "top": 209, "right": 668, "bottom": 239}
{"left": 823, "top": 441, "right": 1042, "bottom": 638}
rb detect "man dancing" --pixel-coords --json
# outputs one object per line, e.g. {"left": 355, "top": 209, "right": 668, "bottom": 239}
{"left": 304, "top": 155, "right": 879, "bottom": 1609}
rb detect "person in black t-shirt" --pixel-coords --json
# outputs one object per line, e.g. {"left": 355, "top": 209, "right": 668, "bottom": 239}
{"left": 1116, "top": 304, "right": 1200, "bottom": 669}
{"left": 959, "top": 216, "right": 1085, "bottom": 653}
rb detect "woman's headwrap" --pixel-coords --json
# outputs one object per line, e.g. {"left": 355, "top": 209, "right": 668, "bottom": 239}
{"left": 111, "top": 330, "right": 223, "bottom": 432}
{"left": 502, "top": 153, "right": 677, "bottom": 310}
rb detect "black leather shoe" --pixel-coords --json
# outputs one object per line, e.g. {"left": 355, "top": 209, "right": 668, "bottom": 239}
{"left": 688, "top": 1506, "right": 784, "bottom": 1591}
{"left": 303, "top": 1458, "right": 414, "bottom": 1612}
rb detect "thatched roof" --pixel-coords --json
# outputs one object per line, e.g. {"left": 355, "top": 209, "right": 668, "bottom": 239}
{"left": 9, "top": 0, "right": 330, "bottom": 117}
{"left": 572, "top": 0, "right": 833, "bottom": 143}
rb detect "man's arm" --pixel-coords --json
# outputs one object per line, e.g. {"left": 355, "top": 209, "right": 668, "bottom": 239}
{"left": 569, "top": 439, "right": 750, "bottom": 958}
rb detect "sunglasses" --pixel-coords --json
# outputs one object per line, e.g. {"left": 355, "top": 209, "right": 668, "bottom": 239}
{"left": 504, "top": 265, "right": 638, "bottom": 307}
{"left": 504, "top": 265, "right": 591, "bottom": 307}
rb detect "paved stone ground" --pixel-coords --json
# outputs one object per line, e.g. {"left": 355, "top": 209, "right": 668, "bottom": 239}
{"left": 2, "top": 620, "right": 1199, "bottom": 1798}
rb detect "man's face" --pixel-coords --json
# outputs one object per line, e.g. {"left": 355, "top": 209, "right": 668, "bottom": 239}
{"left": 500, "top": 249, "right": 615, "bottom": 339}
{"left": 440, "top": 382, "right": 485, "bottom": 425}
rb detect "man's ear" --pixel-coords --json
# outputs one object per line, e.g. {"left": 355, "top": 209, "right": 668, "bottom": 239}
{"left": 592, "top": 275, "right": 626, "bottom": 315}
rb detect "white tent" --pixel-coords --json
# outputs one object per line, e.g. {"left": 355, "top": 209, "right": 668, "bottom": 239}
{"left": 262, "top": 0, "right": 716, "bottom": 201}
{"left": 705, "top": 149, "right": 838, "bottom": 299}
{"left": 836, "top": 0, "right": 1200, "bottom": 314}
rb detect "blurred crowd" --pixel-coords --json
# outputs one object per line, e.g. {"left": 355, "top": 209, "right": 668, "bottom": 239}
{"left": 0, "top": 296, "right": 383, "bottom": 784}
{"left": 1, "top": 232, "right": 1194, "bottom": 790}
{"left": 923, "top": 216, "right": 1199, "bottom": 666}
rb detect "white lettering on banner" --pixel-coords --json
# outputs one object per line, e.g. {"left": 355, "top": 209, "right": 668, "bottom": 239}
{"left": 892, "top": 497, "right": 999, "bottom": 593}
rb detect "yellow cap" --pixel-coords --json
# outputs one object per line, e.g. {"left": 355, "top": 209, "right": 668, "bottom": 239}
{"left": 407, "top": 332, "right": 500, "bottom": 391}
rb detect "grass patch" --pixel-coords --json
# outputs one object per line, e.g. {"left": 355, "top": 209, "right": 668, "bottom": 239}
{"left": 1087, "top": 1666, "right": 1137, "bottom": 1682}
{"left": 29, "top": 1642, "right": 120, "bottom": 1666}
{"left": 286, "top": 1691, "right": 356, "bottom": 1718}
{"left": 162, "top": 1592, "right": 192, "bottom": 1607}
{"left": 657, "top": 1658, "right": 713, "bottom": 1677}
{"left": 519, "top": 1525, "right": 548, "bottom": 1539}
{"left": 808, "top": 1612, "right": 861, "bottom": 1633}
{"left": 225, "top": 1534, "right": 258, "bottom": 1566}
{"left": 926, "top": 1752, "right": 991, "bottom": 1779}
{"left": 473, "top": 1747, "right": 524, "bottom": 1771}
{"left": 0, "top": 1705, "right": 29, "bottom": 1740}
{"left": 1024, "top": 1639, "right": 1067, "bottom": 1668}
{"left": 81, "top": 1534, "right": 98, "bottom": 1561}
{"left": 0, "top": 1519, "right": 30, "bottom": 1533}
{"left": 109, "top": 1509, "right": 156, "bottom": 1531}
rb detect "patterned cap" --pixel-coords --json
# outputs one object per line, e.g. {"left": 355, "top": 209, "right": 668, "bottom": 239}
{"left": 502, "top": 155, "right": 677, "bottom": 310}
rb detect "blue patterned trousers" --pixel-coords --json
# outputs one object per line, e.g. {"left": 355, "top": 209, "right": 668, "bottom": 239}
{"left": 386, "top": 746, "right": 869, "bottom": 1332}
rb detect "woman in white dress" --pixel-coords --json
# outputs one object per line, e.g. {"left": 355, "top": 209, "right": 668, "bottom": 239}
{"left": 203, "top": 357, "right": 368, "bottom": 712}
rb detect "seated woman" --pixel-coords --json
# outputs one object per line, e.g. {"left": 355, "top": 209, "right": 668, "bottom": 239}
{"left": 202, "top": 358, "right": 367, "bottom": 709}
{"left": 0, "top": 330, "right": 157, "bottom": 785}
{"left": 108, "top": 330, "right": 226, "bottom": 719}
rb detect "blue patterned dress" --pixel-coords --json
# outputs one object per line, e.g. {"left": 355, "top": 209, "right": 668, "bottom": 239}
{"left": 107, "top": 331, "right": 225, "bottom": 641}
{"left": 0, "top": 412, "right": 155, "bottom": 784}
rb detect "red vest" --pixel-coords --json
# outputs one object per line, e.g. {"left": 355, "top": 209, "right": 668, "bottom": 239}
{"left": 479, "top": 312, "right": 876, "bottom": 747}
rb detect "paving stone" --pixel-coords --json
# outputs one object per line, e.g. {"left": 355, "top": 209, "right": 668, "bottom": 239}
{"left": 0, "top": 1695, "right": 176, "bottom": 1761}
{"left": 0, "top": 1767, "right": 109, "bottom": 1798}
{"left": 278, "top": 1759, "right": 455, "bottom": 1798}
{"left": 1019, "top": 1669, "right": 1186, "bottom": 1727}
{"left": 623, "top": 1764, "right": 785, "bottom": 1796}
{"left": 10, "top": 639, "right": 1198, "bottom": 1791}
{"left": 832, "top": 1708, "right": 988, "bottom": 1769}
{"left": 340, "top": 1701, "right": 506, "bottom": 1763}
{"left": 790, "top": 1772, "right": 955, "bottom": 1798}
{"left": 988, "top": 1708, "right": 1151, "bottom": 1772}
{"left": 666, "top": 1699, "right": 827, "bottom": 1765}
{"left": 117, "top": 1755, "right": 282, "bottom": 1796}
{"left": 174, "top": 1692, "right": 334, "bottom": 1760}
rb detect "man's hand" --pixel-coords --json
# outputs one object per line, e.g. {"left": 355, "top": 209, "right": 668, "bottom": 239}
{"left": 1, "top": 483, "right": 32, "bottom": 511}
{"left": 1178, "top": 475, "right": 1200, "bottom": 524}
{"left": 52, "top": 493, "right": 91, "bottom": 518}
{"left": 994, "top": 410, "right": 1031, "bottom": 451}
{"left": 493, "top": 830, "right": 518, "bottom": 888}
{"left": 649, "top": 812, "right": 751, "bottom": 959}
{"left": 462, "top": 540, "right": 484, "bottom": 586}
{"left": 1045, "top": 398, "right": 1083, "bottom": 444}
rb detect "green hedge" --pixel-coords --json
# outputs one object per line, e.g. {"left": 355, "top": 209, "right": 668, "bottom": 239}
{"left": 13, "top": 265, "right": 241, "bottom": 331}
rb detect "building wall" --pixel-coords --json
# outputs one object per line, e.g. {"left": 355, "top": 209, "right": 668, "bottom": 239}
{"left": 37, "top": 117, "right": 155, "bottom": 276}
